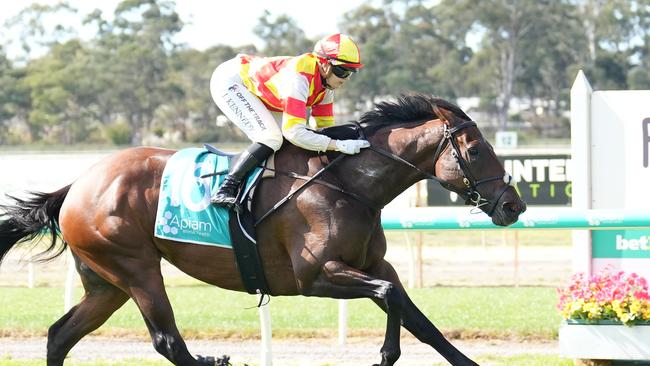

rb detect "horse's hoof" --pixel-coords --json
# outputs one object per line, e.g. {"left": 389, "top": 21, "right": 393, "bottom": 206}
{"left": 196, "top": 355, "right": 215, "bottom": 365}
{"left": 216, "top": 355, "right": 232, "bottom": 366}
{"left": 196, "top": 354, "right": 231, "bottom": 366}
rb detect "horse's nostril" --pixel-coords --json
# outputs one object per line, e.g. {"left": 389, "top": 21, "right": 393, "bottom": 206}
{"left": 519, "top": 201, "right": 527, "bottom": 213}
{"left": 502, "top": 201, "right": 520, "bottom": 214}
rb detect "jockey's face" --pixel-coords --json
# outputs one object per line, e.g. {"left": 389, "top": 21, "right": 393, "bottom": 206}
{"left": 320, "top": 63, "right": 350, "bottom": 90}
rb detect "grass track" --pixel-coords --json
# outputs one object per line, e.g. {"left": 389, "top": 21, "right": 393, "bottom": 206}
{"left": 0, "top": 286, "right": 561, "bottom": 339}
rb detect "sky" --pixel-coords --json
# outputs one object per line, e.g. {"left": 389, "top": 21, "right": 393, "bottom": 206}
{"left": 1, "top": 0, "right": 368, "bottom": 55}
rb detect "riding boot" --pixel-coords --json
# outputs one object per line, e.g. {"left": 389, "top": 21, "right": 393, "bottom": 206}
{"left": 211, "top": 142, "right": 274, "bottom": 211}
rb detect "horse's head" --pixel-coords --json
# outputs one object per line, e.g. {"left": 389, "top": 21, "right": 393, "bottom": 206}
{"left": 430, "top": 105, "right": 526, "bottom": 226}
{"left": 352, "top": 94, "right": 526, "bottom": 226}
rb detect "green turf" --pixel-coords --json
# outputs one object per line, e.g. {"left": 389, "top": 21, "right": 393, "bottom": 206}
{"left": 0, "top": 286, "right": 561, "bottom": 339}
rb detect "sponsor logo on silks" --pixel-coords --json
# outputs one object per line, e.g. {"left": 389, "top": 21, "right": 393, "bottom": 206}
{"left": 159, "top": 210, "right": 213, "bottom": 237}
{"left": 233, "top": 91, "right": 266, "bottom": 130}
{"left": 222, "top": 97, "right": 254, "bottom": 130}
{"left": 616, "top": 234, "right": 650, "bottom": 251}
{"left": 220, "top": 89, "right": 266, "bottom": 131}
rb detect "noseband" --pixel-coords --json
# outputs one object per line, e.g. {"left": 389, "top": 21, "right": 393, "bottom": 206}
{"left": 357, "top": 114, "right": 514, "bottom": 217}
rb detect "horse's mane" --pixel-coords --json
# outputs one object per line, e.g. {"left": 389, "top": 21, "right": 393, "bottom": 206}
{"left": 320, "top": 93, "right": 471, "bottom": 139}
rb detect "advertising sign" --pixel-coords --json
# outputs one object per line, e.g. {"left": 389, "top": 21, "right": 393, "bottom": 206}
{"left": 427, "top": 152, "right": 572, "bottom": 206}
{"left": 592, "top": 230, "right": 650, "bottom": 259}
{"left": 586, "top": 90, "right": 650, "bottom": 279}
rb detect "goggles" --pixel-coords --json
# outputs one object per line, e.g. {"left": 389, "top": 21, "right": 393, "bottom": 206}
{"left": 331, "top": 65, "right": 355, "bottom": 79}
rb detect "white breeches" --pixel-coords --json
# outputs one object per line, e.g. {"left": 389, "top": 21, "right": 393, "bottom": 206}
{"left": 210, "top": 57, "right": 284, "bottom": 151}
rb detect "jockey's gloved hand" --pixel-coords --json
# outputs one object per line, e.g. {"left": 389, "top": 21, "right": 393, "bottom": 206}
{"left": 335, "top": 139, "right": 371, "bottom": 154}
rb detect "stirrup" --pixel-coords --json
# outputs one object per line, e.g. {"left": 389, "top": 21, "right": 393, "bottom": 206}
{"left": 211, "top": 176, "right": 241, "bottom": 209}
{"left": 210, "top": 194, "right": 236, "bottom": 206}
{"left": 211, "top": 194, "right": 243, "bottom": 213}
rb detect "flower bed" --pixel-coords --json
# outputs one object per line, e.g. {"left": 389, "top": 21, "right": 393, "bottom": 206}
{"left": 557, "top": 267, "right": 650, "bottom": 325}
{"left": 557, "top": 267, "right": 650, "bottom": 361}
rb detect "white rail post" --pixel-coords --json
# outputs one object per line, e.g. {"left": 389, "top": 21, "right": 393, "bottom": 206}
{"left": 570, "top": 70, "right": 593, "bottom": 276}
{"left": 415, "top": 182, "right": 424, "bottom": 288}
{"left": 416, "top": 233, "right": 423, "bottom": 287}
{"left": 27, "top": 262, "right": 34, "bottom": 288}
{"left": 513, "top": 230, "right": 520, "bottom": 287}
{"left": 338, "top": 299, "right": 348, "bottom": 345}
{"left": 405, "top": 233, "right": 415, "bottom": 289}
{"left": 64, "top": 249, "right": 76, "bottom": 313}
{"left": 258, "top": 294, "right": 273, "bottom": 366}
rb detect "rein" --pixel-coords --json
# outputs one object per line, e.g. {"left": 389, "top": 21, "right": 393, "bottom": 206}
{"left": 254, "top": 153, "right": 347, "bottom": 226}
{"left": 253, "top": 105, "right": 513, "bottom": 225}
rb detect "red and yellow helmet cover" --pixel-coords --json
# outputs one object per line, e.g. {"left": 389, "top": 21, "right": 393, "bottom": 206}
{"left": 313, "top": 33, "right": 363, "bottom": 69}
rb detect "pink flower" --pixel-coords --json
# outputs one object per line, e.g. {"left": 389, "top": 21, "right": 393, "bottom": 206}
{"left": 635, "top": 291, "right": 650, "bottom": 301}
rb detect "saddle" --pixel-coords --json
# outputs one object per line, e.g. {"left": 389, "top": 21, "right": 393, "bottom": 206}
{"left": 154, "top": 145, "right": 272, "bottom": 298}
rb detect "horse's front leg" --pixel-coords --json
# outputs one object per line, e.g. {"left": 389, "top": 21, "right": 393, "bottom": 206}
{"left": 368, "top": 259, "right": 479, "bottom": 366}
{"left": 301, "top": 260, "right": 403, "bottom": 366}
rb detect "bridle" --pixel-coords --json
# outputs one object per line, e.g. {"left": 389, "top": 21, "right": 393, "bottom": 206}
{"left": 358, "top": 105, "right": 515, "bottom": 217}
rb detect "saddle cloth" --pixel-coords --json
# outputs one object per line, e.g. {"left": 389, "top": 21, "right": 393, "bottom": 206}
{"left": 154, "top": 147, "right": 262, "bottom": 247}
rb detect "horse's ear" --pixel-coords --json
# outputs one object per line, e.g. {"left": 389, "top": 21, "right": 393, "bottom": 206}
{"left": 432, "top": 104, "right": 453, "bottom": 124}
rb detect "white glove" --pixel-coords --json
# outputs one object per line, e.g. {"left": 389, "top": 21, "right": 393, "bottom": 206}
{"left": 335, "top": 139, "right": 371, "bottom": 154}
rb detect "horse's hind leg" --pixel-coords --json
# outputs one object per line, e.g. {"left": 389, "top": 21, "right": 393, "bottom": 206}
{"left": 125, "top": 264, "right": 216, "bottom": 366}
{"left": 46, "top": 256, "right": 129, "bottom": 366}
{"left": 72, "top": 251, "right": 211, "bottom": 365}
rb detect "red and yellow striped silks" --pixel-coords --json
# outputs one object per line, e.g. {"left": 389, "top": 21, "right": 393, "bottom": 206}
{"left": 238, "top": 53, "right": 334, "bottom": 131}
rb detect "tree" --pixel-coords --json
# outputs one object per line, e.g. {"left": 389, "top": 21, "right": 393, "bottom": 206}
{"left": 516, "top": 2, "right": 587, "bottom": 118}
{"left": 627, "top": 64, "right": 650, "bottom": 89}
{"left": 2, "top": 2, "right": 78, "bottom": 63}
{"left": 338, "top": 4, "right": 395, "bottom": 113}
{"left": 86, "top": 0, "right": 183, "bottom": 144}
{"left": 574, "top": 0, "right": 649, "bottom": 89}
{"left": 4, "top": 0, "right": 649, "bottom": 145}
{"left": 253, "top": 11, "right": 312, "bottom": 56}
{"left": 0, "top": 49, "right": 14, "bottom": 122}
{"left": 0, "top": 46, "right": 31, "bottom": 144}
{"left": 163, "top": 45, "right": 241, "bottom": 142}
{"left": 0, "top": 49, "right": 17, "bottom": 142}
{"left": 460, "top": 0, "right": 557, "bottom": 130}
{"left": 389, "top": 1, "right": 474, "bottom": 99}
{"left": 24, "top": 40, "right": 100, "bottom": 144}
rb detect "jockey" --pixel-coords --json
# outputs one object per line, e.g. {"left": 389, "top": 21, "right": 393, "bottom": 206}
{"left": 209, "top": 33, "right": 369, "bottom": 210}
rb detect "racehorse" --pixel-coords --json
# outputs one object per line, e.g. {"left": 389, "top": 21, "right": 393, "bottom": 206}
{"left": 0, "top": 93, "right": 526, "bottom": 366}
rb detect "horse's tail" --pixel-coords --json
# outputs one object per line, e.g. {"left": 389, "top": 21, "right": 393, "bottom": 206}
{"left": 0, "top": 184, "right": 71, "bottom": 266}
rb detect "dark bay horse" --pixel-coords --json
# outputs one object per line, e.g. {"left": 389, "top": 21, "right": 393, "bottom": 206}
{"left": 0, "top": 94, "right": 526, "bottom": 366}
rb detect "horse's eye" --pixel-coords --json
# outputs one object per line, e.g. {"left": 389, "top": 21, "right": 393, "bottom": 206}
{"left": 468, "top": 147, "right": 479, "bottom": 156}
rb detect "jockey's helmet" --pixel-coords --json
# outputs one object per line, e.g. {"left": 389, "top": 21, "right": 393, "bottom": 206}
{"left": 313, "top": 33, "right": 363, "bottom": 72}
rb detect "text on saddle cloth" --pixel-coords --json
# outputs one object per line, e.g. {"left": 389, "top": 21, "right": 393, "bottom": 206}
{"left": 154, "top": 147, "right": 264, "bottom": 247}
